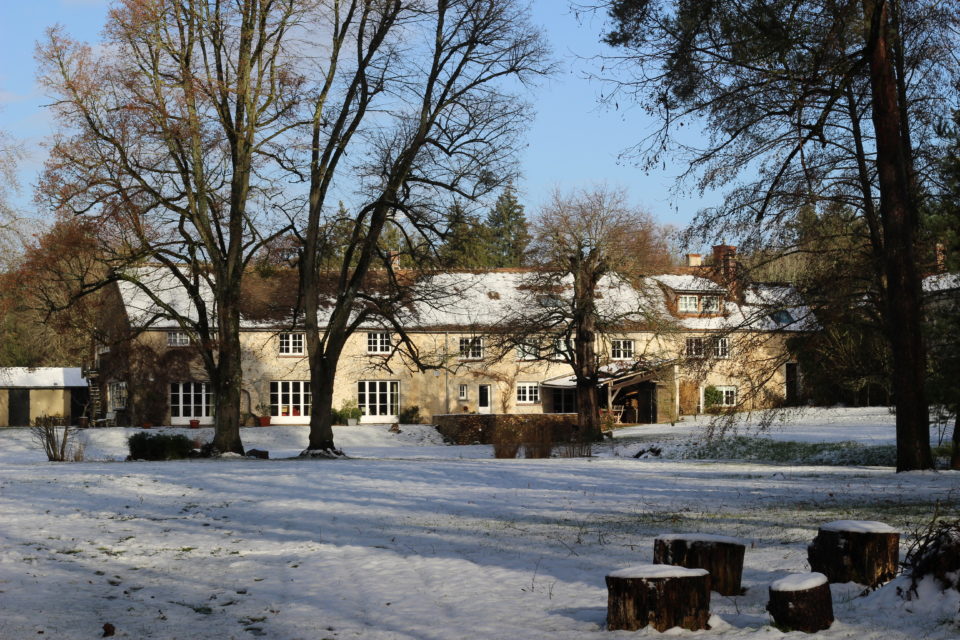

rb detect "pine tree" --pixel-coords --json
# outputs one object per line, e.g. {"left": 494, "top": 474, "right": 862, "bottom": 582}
{"left": 437, "top": 202, "right": 492, "bottom": 268}
{"left": 485, "top": 183, "right": 530, "bottom": 267}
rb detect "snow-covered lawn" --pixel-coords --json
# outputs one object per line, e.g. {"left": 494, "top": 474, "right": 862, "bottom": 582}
{"left": 1, "top": 408, "right": 957, "bottom": 639}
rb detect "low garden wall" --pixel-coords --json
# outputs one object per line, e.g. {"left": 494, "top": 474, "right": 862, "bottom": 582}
{"left": 432, "top": 413, "right": 580, "bottom": 445}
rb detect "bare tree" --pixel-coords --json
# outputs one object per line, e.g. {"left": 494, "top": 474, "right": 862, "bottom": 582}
{"left": 0, "top": 127, "right": 25, "bottom": 270}
{"left": 294, "top": 0, "right": 551, "bottom": 454}
{"left": 493, "top": 186, "right": 673, "bottom": 439}
{"left": 37, "top": 0, "right": 304, "bottom": 453}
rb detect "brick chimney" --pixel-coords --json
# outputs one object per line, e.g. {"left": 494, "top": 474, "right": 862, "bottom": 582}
{"left": 685, "top": 253, "right": 702, "bottom": 267}
{"left": 712, "top": 244, "right": 737, "bottom": 283}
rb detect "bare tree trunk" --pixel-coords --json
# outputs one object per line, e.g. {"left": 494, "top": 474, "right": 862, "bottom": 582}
{"left": 212, "top": 293, "right": 244, "bottom": 454}
{"left": 307, "top": 357, "right": 339, "bottom": 452}
{"left": 862, "top": 0, "right": 933, "bottom": 471}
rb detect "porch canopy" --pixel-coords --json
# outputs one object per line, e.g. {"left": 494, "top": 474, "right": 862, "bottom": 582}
{"left": 540, "top": 359, "right": 675, "bottom": 422}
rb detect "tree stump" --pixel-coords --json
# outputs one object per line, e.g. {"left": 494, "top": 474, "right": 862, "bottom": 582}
{"left": 653, "top": 534, "right": 746, "bottom": 596}
{"left": 605, "top": 564, "right": 711, "bottom": 632}
{"left": 767, "top": 572, "right": 833, "bottom": 632}
{"left": 807, "top": 520, "right": 899, "bottom": 587}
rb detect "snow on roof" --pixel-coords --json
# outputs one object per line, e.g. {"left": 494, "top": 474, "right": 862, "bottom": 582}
{"left": 650, "top": 274, "right": 726, "bottom": 292}
{"left": 118, "top": 267, "right": 215, "bottom": 329}
{"left": 114, "top": 267, "right": 810, "bottom": 334}
{"left": 0, "top": 367, "right": 86, "bottom": 388}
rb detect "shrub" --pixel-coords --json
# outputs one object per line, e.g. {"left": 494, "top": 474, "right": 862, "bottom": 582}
{"left": 32, "top": 422, "right": 83, "bottom": 462}
{"left": 128, "top": 432, "right": 195, "bottom": 461}
{"left": 330, "top": 408, "right": 344, "bottom": 425}
{"left": 703, "top": 386, "right": 723, "bottom": 411}
{"left": 340, "top": 400, "right": 363, "bottom": 422}
{"left": 904, "top": 516, "right": 960, "bottom": 596}
{"left": 398, "top": 405, "right": 423, "bottom": 424}
{"left": 491, "top": 430, "right": 521, "bottom": 459}
{"left": 522, "top": 422, "right": 554, "bottom": 459}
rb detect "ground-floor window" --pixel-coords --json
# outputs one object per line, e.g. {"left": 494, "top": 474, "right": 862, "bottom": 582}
{"left": 516, "top": 382, "right": 540, "bottom": 404}
{"left": 108, "top": 381, "right": 127, "bottom": 411}
{"left": 357, "top": 380, "right": 399, "bottom": 419}
{"left": 707, "top": 385, "right": 738, "bottom": 408}
{"left": 170, "top": 382, "right": 211, "bottom": 418}
{"left": 270, "top": 381, "right": 311, "bottom": 417}
{"left": 551, "top": 388, "right": 576, "bottom": 413}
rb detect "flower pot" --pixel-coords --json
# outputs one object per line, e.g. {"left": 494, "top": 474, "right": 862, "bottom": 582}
{"left": 77, "top": 416, "right": 89, "bottom": 429}
{"left": 258, "top": 416, "right": 271, "bottom": 427}
{"left": 142, "top": 422, "right": 153, "bottom": 429}
{"left": 189, "top": 419, "right": 200, "bottom": 429}
{"left": 347, "top": 418, "right": 358, "bottom": 426}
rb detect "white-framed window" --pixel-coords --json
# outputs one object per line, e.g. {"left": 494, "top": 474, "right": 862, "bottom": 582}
{"left": 516, "top": 342, "right": 538, "bottom": 361}
{"left": 279, "top": 332, "right": 305, "bottom": 355}
{"left": 516, "top": 382, "right": 540, "bottom": 404}
{"left": 678, "top": 295, "right": 699, "bottom": 313}
{"left": 713, "top": 337, "right": 730, "bottom": 358}
{"left": 367, "top": 331, "right": 392, "bottom": 354}
{"left": 170, "top": 382, "right": 211, "bottom": 418}
{"left": 458, "top": 384, "right": 468, "bottom": 400}
{"left": 717, "top": 385, "right": 737, "bottom": 407}
{"left": 701, "top": 296, "right": 721, "bottom": 313}
{"left": 108, "top": 381, "right": 127, "bottom": 411}
{"left": 270, "top": 381, "right": 311, "bottom": 417}
{"left": 686, "top": 337, "right": 705, "bottom": 358}
{"left": 96, "top": 341, "right": 110, "bottom": 355}
{"left": 459, "top": 337, "right": 484, "bottom": 360}
{"left": 167, "top": 331, "right": 191, "bottom": 347}
{"left": 611, "top": 339, "right": 634, "bottom": 360}
{"left": 357, "top": 380, "right": 399, "bottom": 418}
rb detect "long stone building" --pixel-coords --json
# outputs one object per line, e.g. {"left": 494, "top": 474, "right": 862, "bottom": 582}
{"left": 90, "top": 247, "right": 807, "bottom": 426}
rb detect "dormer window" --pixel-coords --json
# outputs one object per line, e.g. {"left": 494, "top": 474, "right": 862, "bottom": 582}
{"left": 677, "top": 293, "right": 722, "bottom": 315}
{"left": 701, "top": 296, "right": 721, "bottom": 313}
{"left": 678, "top": 295, "right": 699, "bottom": 313}
{"left": 770, "top": 310, "right": 794, "bottom": 325}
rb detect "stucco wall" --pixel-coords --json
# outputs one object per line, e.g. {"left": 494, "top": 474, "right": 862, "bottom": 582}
{"left": 0, "top": 390, "right": 8, "bottom": 427}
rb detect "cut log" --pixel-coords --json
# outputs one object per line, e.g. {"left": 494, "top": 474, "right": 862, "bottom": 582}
{"left": 605, "top": 564, "right": 710, "bottom": 632}
{"left": 767, "top": 572, "right": 833, "bottom": 633}
{"left": 653, "top": 534, "right": 746, "bottom": 596}
{"left": 807, "top": 520, "right": 899, "bottom": 587}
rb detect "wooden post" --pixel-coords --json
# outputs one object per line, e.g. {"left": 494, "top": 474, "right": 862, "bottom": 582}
{"left": 653, "top": 534, "right": 746, "bottom": 596}
{"left": 807, "top": 520, "right": 899, "bottom": 587}
{"left": 605, "top": 564, "right": 710, "bottom": 632}
{"left": 767, "top": 572, "right": 833, "bottom": 632}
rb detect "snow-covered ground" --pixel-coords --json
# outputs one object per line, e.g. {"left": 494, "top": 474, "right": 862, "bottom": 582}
{"left": 1, "top": 408, "right": 957, "bottom": 639}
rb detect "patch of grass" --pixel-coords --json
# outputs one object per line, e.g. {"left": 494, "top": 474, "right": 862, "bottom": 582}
{"left": 677, "top": 437, "right": 898, "bottom": 466}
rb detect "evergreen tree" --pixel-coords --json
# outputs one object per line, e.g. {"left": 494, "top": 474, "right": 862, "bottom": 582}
{"left": 437, "top": 202, "right": 492, "bottom": 268}
{"left": 485, "top": 183, "right": 530, "bottom": 267}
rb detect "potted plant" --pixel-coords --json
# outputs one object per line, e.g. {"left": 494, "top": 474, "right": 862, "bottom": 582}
{"left": 340, "top": 400, "right": 362, "bottom": 426}
{"left": 256, "top": 403, "right": 272, "bottom": 427}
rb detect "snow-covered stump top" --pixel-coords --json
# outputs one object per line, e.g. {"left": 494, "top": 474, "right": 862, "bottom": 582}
{"left": 767, "top": 572, "right": 834, "bottom": 633}
{"left": 770, "top": 572, "right": 829, "bottom": 592}
{"left": 808, "top": 520, "right": 899, "bottom": 588}
{"left": 653, "top": 534, "right": 747, "bottom": 596}
{"left": 605, "top": 564, "right": 711, "bottom": 632}
{"left": 819, "top": 520, "right": 898, "bottom": 534}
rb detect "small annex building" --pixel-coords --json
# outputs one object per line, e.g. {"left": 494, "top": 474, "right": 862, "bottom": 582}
{"left": 0, "top": 368, "right": 89, "bottom": 427}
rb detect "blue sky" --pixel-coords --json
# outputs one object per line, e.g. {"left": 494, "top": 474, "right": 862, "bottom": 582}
{"left": 0, "top": 0, "right": 717, "bottom": 231}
